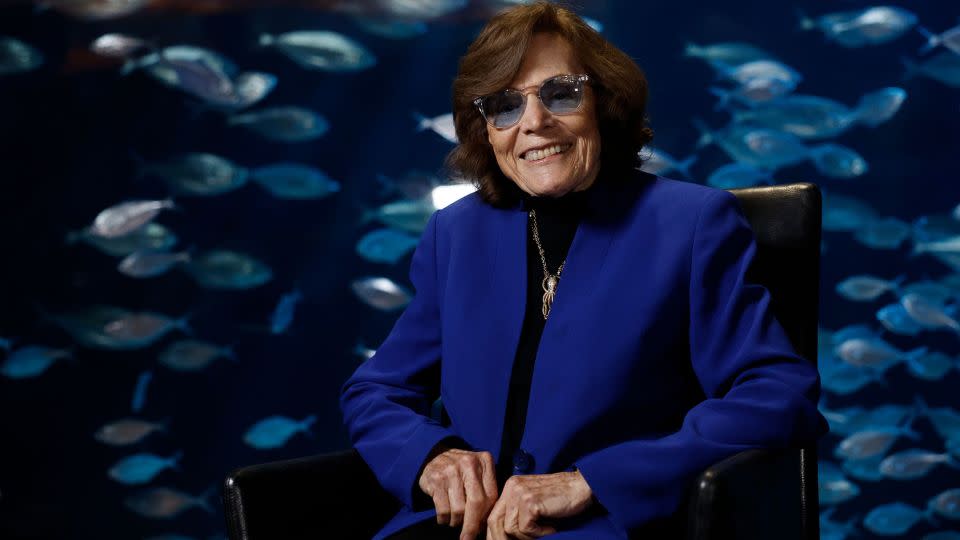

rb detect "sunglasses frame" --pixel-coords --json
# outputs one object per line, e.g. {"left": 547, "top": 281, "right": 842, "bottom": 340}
{"left": 473, "top": 74, "right": 591, "bottom": 129}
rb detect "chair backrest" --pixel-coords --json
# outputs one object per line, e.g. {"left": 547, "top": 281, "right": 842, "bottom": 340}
{"left": 726, "top": 182, "right": 822, "bottom": 540}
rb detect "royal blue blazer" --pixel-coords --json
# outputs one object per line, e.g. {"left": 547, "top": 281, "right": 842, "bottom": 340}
{"left": 340, "top": 172, "right": 827, "bottom": 539}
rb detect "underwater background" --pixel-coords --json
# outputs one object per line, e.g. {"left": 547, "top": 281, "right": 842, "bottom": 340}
{"left": 1, "top": 0, "right": 959, "bottom": 538}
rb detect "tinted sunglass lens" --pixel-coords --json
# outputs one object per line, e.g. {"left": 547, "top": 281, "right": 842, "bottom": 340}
{"left": 542, "top": 79, "right": 582, "bottom": 114}
{"left": 484, "top": 91, "right": 524, "bottom": 128}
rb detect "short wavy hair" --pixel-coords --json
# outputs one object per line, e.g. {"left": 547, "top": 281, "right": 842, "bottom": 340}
{"left": 446, "top": 1, "right": 654, "bottom": 208}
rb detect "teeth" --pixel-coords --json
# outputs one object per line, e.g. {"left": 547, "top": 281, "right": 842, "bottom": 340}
{"left": 524, "top": 144, "right": 569, "bottom": 161}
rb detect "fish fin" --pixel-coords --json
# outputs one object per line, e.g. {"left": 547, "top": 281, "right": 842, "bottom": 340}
{"left": 916, "top": 26, "right": 938, "bottom": 55}
{"left": 222, "top": 345, "right": 238, "bottom": 362}
{"left": 169, "top": 450, "right": 184, "bottom": 470}
{"left": 258, "top": 34, "right": 275, "bottom": 47}
{"left": 195, "top": 485, "right": 217, "bottom": 513}
{"left": 674, "top": 154, "right": 698, "bottom": 180}
{"left": 707, "top": 86, "right": 731, "bottom": 111}
{"left": 682, "top": 42, "right": 701, "bottom": 58}
{"left": 176, "top": 314, "right": 193, "bottom": 336}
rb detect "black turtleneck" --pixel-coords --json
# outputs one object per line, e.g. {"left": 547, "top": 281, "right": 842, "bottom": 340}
{"left": 495, "top": 186, "right": 591, "bottom": 487}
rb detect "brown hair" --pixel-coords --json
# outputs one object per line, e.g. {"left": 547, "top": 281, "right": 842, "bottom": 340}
{"left": 446, "top": 1, "right": 654, "bottom": 207}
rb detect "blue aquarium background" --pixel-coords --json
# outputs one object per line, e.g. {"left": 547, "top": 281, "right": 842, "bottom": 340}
{"left": 1, "top": 0, "right": 959, "bottom": 538}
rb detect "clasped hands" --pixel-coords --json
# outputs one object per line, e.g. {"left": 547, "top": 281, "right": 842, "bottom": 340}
{"left": 418, "top": 446, "right": 594, "bottom": 540}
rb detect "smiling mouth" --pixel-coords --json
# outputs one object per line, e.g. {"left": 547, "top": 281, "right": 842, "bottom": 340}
{"left": 521, "top": 144, "right": 572, "bottom": 161}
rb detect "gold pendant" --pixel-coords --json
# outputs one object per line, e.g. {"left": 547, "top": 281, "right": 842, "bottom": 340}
{"left": 542, "top": 274, "right": 558, "bottom": 319}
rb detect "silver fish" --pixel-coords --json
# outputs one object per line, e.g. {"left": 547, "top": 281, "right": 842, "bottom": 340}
{"left": 835, "top": 336, "right": 925, "bottom": 370}
{"left": 415, "top": 112, "right": 458, "bottom": 143}
{"left": 94, "top": 418, "right": 166, "bottom": 446}
{"left": 853, "top": 217, "right": 909, "bottom": 249}
{"left": 929, "top": 488, "right": 960, "bottom": 520}
{"left": 731, "top": 95, "right": 855, "bottom": 139}
{"left": 683, "top": 41, "right": 777, "bottom": 65}
{"left": 835, "top": 421, "right": 920, "bottom": 460}
{"left": 364, "top": 198, "right": 436, "bottom": 233}
{"left": 693, "top": 120, "right": 808, "bottom": 171}
{"left": 351, "top": 276, "right": 412, "bottom": 311}
{"left": 915, "top": 395, "right": 960, "bottom": 441}
{"left": 376, "top": 170, "right": 442, "bottom": 200}
{"left": 710, "top": 59, "right": 802, "bottom": 87}
{"left": 901, "top": 293, "right": 960, "bottom": 332}
{"left": 876, "top": 303, "right": 924, "bottom": 336}
{"left": 91, "top": 199, "right": 175, "bottom": 238}
{"left": 67, "top": 222, "right": 178, "bottom": 257}
{"left": 819, "top": 476, "right": 860, "bottom": 505}
{"left": 126, "top": 45, "right": 238, "bottom": 79}
{"left": 185, "top": 250, "right": 273, "bottom": 290}
{"left": 638, "top": 147, "right": 697, "bottom": 179}
{"left": 356, "top": 228, "right": 420, "bottom": 264}
{"left": 800, "top": 7, "right": 918, "bottom": 47}
{"left": 124, "top": 486, "right": 213, "bottom": 519}
{"left": 118, "top": 250, "right": 191, "bottom": 278}
{"left": 48, "top": 305, "right": 186, "bottom": 350}
{"left": 706, "top": 162, "right": 772, "bottom": 189}
{"left": 808, "top": 143, "right": 868, "bottom": 178}
{"left": 158, "top": 339, "right": 235, "bottom": 372}
{"left": 40, "top": 0, "right": 149, "bottom": 20}
{"left": 852, "top": 87, "right": 906, "bottom": 127}
{"left": 842, "top": 455, "right": 884, "bottom": 482}
{"left": 880, "top": 449, "right": 957, "bottom": 480}
{"left": 228, "top": 107, "right": 329, "bottom": 142}
{"left": 259, "top": 31, "right": 376, "bottom": 72}
{"left": 250, "top": 163, "right": 341, "bottom": 199}
{"left": 103, "top": 311, "right": 192, "bottom": 347}
{"left": 139, "top": 152, "right": 249, "bottom": 197}
{"left": 0, "top": 37, "right": 43, "bottom": 75}
{"left": 89, "top": 33, "right": 150, "bottom": 59}
{"left": 835, "top": 274, "right": 903, "bottom": 301}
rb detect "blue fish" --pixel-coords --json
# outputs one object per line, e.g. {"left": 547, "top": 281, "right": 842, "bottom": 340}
{"left": 820, "top": 508, "right": 859, "bottom": 540}
{"left": 835, "top": 419, "right": 921, "bottom": 460}
{"left": 637, "top": 147, "right": 697, "bottom": 179}
{"left": 930, "top": 488, "right": 960, "bottom": 520}
{"left": 131, "top": 370, "right": 153, "bottom": 413}
{"left": 159, "top": 339, "right": 236, "bottom": 372}
{"left": 683, "top": 41, "right": 777, "bottom": 66}
{"left": 901, "top": 52, "right": 960, "bottom": 88}
{"left": 0, "top": 345, "right": 72, "bottom": 378}
{"left": 915, "top": 395, "right": 960, "bottom": 442}
{"left": 877, "top": 303, "right": 924, "bottom": 336}
{"left": 842, "top": 455, "right": 884, "bottom": 482}
{"left": 853, "top": 217, "right": 909, "bottom": 249}
{"left": 243, "top": 415, "right": 316, "bottom": 449}
{"left": 137, "top": 152, "right": 250, "bottom": 197}
{"left": 836, "top": 274, "right": 903, "bottom": 301}
{"left": 822, "top": 191, "right": 879, "bottom": 232}
{"left": 820, "top": 362, "right": 884, "bottom": 395}
{"left": 351, "top": 16, "right": 428, "bottom": 39}
{"left": 0, "top": 336, "right": 12, "bottom": 351}
{"left": 808, "top": 143, "right": 868, "bottom": 178}
{"left": 852, "top": 87, "right": 907, "bottom": 127}
{"left": 250, "top": 163, "right": 340, "bottom": 199}
{"left": 693, "top": 120, "right": 808, "bottom": 170}
{"left": 705, "top": 162, "right": 772, "bottom": 189}
{"left": 880, "top": 448, "right": 959, "bottom": 480}
{"left": 228, "top": 107, "right": 330, "bottom": 142}
{"left": 0, "top": 36, "right": 44, "bottom": 75}
{"left": 124, "top": 486, "right": 213, "bottom": 518}
{"left": 819, "top": 475, "right": 860, "bottom": 504}
{"left": 269, "top": 289, "right": 303, "bottom": 335}
{"left": 863, "top": 502, "right": 935, "bottom": 536}
{"left": 731, "top": 95, "right": 855, "bottom": 139}
{"left": 259, "top": 31, "right": 376, "bottom": 72}
{"left": 108, "top": 451, "right": 181, "bottom": 485}
{"left": 904, "top": 350, "right": 956, "bottom": 381}
{"left": 356, "top": 228, "right": 420, "bottom": 264}
{"left": 185, "top": 250, "right": 273, "bottom": 290}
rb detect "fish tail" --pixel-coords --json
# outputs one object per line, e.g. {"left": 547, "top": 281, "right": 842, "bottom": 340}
{"left": 169, "top": 450, "right": 184, "bottom": 470}
{"left": 674, "top": 154, "right": 698, "bottom": 180}
{"left": 912, "top": 393, "right": 930, "bottom": 418}
{"left": 257, "top": 33, "right": 275, "bottom": 47}
{"left": 412, "top": 111, "right": 430, "bottom": 131}
{"left": 176, "top": 314, "right": 193, "bottom": 336}
{"left": 916, "top": 26, "right": 938, "bottom": 55}
{"left": 682, "top": 42, "right": 701, "bottom": 58}
{"left": 691, "top": 117, "right": 713, "bottom": 149}
{"left": 0, "top": 336, "right": 14, "bottom": 352}
{"left": 707, "top": 86, "right": 732, "bottom": 112}
{"left": 301, "top": 414, "right": 317, "bottom": 431}
{"left": 794, "top": 8, "right": 814, "bottom": 31}
{"left": 196, "top": 485, "right": 217, "bottom": 513}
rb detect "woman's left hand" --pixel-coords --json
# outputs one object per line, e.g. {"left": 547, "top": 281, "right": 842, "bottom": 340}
{"left": 484, "top": 470, "right": 594, "bottom": 540}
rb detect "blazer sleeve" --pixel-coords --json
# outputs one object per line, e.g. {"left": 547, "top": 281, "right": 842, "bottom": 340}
{"left": 573, "top": 189, "right": 828, "bottom": 532}
{"left": 340, "top": 209, "right": 463, "bottom": 510}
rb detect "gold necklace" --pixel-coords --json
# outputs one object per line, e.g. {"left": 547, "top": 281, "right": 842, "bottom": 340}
{"left": 529, "top": 209, "right": 565, "bottom": 320}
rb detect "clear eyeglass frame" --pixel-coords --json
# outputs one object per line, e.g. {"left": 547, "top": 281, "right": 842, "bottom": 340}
{"left": 472, "top": 74, "right": 591, "bottom": 129}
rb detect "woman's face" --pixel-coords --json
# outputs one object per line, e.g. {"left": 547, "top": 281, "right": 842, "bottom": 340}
{"left": 486, "top": 33, "right": 601, "bottom": 198}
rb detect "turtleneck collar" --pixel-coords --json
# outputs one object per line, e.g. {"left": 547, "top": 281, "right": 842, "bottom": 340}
{"left": 520, "top": 184, "right": 593, "bottom": 216}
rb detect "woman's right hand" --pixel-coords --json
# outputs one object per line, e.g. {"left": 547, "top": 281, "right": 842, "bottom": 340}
{"left": 418, "top": 446, "right": 499, "bottom": 540}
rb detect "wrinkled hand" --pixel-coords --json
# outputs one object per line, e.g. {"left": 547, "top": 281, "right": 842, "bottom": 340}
{"left": 418, "top": 446, "right": 499, "bottom": 540}
{"left": 485, "top": 471, "right": 594, "bottom": 540}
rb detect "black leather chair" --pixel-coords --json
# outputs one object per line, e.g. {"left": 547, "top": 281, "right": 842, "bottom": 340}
{"left": 222, "top": 182, "right": 823, "bottom": 540}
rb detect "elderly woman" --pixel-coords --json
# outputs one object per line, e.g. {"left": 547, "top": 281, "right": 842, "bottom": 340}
{"left": 340, "top": 3, "right": 827, "bottom": 540}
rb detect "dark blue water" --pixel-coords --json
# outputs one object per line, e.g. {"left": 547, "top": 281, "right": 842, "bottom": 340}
{"left": 1, "top": 1, "right": 958, "bottom": 538}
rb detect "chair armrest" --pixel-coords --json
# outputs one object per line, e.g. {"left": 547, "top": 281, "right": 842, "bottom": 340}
{"left": 686, "top": 448, "right": 807, "bottom": 540}
{"left": 223, "top": 449, "right": 399, "bottom": 540}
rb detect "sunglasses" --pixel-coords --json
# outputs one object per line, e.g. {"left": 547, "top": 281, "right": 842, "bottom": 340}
{"left": 473, "top": 74, "right": 590, "bottom": 129}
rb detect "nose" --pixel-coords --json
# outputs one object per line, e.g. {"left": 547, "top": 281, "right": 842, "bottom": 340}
{"left": 519, "top": 93, "right": 554, "bottom": 133}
